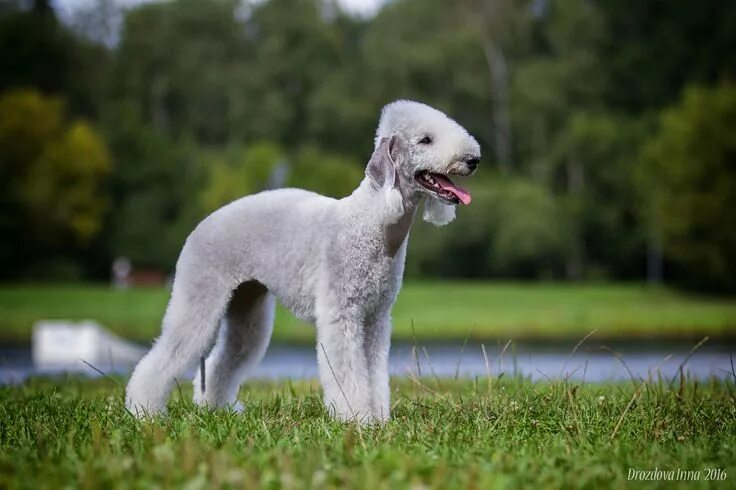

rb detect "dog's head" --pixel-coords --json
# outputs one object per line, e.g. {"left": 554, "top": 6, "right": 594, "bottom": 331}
{"left": 367, "top": 100, "right": 481, "bottom": 226}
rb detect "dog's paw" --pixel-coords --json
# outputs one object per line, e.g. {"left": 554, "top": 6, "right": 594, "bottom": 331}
{"left": 125, "top": 401, "right": 167, "bottom": 420}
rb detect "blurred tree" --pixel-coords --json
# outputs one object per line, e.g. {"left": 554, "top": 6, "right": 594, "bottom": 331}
{"left": 66, "top": 0, "right": 121, "bottom": 47}
{"left": 407, "top": 177, "right": 571, "bottom": 279}
{"left": 0, "top": 90, "right": 111, "bottom": 277}
{"left": 0, "top": 89, "right": 62, "bottom": 276}
{"left": 114, "top": 0, "right": 246, "bottom": 142}
{"left": 199, "top": 142, "right": 283, "bottom": 214}
{"left": 362, "top": 0, "right": 493, "bottom": 160}
{"left": 484, "top": 178, "right": 572, "bottom": 278}
{"left": 0, "top": 0, "right": 109, "bottom": 118}
{"left": 551, "top": 112, "right": 647, "bottom": 279}
{"left": 638, "top": 83, "right": 736, "bottom": 291}
{"left": 597, "top": 0, "right": 736, "bottom": 112}
{"left": 304, "top": 13, "right": 375, "bottom": 158}
{"left": 510, "top": 0, "right": 618, "bottom": 279}
{"left": 460, "top": 0, "right": 533, "bottom": 171}
{"left": 0, "top": 88, "right": 63, "bottom": 176}
{"left": 511, "top": 0, "right": 604, "bottom": 180}
{"left": 0, "top": 0, "right": 733, "bottom": 287}
{"left": 22, "top": 121, "right": 112, "bottom": 243}
{"left": 104, "top": 103, "right": 202, "bottom": 269}
{"left": 0, "top": 0, "right": 72, "bottom": 95}
{"left": 288, "top": 146, "right": 364, "bottom": 198}
{"left": 241, "top": 0, "right": 345, "bottom": 148}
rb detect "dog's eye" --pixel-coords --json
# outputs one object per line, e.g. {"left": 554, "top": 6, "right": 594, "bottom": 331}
{"left": 418, "top": 136, "right": 433, "bottom": 145}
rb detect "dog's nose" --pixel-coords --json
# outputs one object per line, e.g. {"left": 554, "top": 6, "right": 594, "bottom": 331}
{"left": 464, "top": 155, "right": 480, "bottom": 170}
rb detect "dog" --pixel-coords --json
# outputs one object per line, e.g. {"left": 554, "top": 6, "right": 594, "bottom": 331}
{"left": 126, "top": 100, "right": 480, "bottom": 423}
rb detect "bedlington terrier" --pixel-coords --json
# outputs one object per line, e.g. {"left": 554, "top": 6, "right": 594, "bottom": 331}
{"left": 126, "top": 100, "right": 480, "bottom": 423}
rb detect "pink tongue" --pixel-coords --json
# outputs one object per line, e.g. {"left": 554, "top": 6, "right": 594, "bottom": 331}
{"left": 432, "top": 174, "right": 472, "bottom": 205}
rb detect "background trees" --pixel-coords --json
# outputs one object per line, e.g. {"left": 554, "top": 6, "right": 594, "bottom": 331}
{"left": 0, "top": 0, "right": 734, "bottom": 291}
{"left": 0, "top": 90, "right": 111, "bottom": 278}
{"left": 638, "top": 83, "right": 736, "bottom": 292}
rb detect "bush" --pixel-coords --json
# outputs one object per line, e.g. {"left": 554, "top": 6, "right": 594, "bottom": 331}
{"left": 0, "top": 89, "right": 111, "bottom": 278}
{"left": 199, "top": 141, "right": 283, "bottom": 214}
{"left": 638, "top": 83, "right": 736, "bottom": 292}
{"left": 106, "top": 108, "right": 201, "bottom": 270}
{"left": 406, "top": 177, "right": 572, "bottom": 279}
{"left": 288, "top": 146, "right": 364, "bottom": 199}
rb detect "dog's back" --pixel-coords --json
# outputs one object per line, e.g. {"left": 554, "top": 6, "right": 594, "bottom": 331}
{"left": 182, "top": 187, "right": 336, "bottom": 321}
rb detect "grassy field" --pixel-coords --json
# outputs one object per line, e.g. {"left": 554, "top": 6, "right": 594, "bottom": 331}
{"left": 1, "top": 282, "right": 735, "bottom": 343}
{"left": 0, "top": 376, "right": 733, "bottom": 488}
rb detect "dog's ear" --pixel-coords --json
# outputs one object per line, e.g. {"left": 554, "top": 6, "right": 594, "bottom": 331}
{"left": 367, "top": 135, "right": 404, "bottom": 190}
{"left": 387, "top": 133, "right": 407, "bottom": 167}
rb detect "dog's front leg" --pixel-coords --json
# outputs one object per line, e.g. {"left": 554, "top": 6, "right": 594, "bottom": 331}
{"left": 315, "top": 311, "right": 374, "bottom": 424}
{"left": 364, "top": 315, "right": 392, "bottom": 422}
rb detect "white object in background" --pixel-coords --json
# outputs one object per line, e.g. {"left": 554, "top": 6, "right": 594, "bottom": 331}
{"left": 111, "top": 256, "right": 132, "bottom": 289}
{"left": 32, "top": 320, "right": 146, "bottom": 370}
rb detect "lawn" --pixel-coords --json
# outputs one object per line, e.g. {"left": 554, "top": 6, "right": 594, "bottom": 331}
{"left": 0, "top": 376, "right": 733, "bottom": 488}
{"left": 1, "top": 282, "right": 735, "bottom": 343}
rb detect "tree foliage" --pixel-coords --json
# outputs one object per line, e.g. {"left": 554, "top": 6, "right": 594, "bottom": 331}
{"left": 23, "top": 122, "right": 112, "bottom": 242}
{"left": 0, "top": 0, "right": 734, "bottom": 290}
{"left": 0, "top": 89, "right": 111, "bottom": 276}
{"left": 199, "top": 142, "right": 283, "bottom": 214}
{"left": 639, "top": 83, "right": 736, "bottom": 291}
{"left": 288, "top": 147, "right": 364, "bottom": 199}
{"left": 104, "top": 107, "right": 201, "bottom": 269}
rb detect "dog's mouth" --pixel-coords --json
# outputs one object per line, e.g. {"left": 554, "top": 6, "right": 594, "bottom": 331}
{"left": 414, "top": 171, "right": 472, "bottom": 205}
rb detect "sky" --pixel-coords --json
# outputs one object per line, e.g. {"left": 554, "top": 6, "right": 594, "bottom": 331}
{"left": 53, "top": 0, "right": 387, "bottom": 19}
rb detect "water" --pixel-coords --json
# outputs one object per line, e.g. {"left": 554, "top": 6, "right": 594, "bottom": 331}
{"left": 2, "top": 340, "right": 734, "bottom": 385}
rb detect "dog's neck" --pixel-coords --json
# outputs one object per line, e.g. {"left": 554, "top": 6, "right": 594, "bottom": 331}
{"left": 353, "top": 177, "right": 422, "bottom": 257}
{"left": 383, "top": 176, "right": 422, "bottom": 257}
{"left": 383, "top": 202, "right": 418, "bottom": 257}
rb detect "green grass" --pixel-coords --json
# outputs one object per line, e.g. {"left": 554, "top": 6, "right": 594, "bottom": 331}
{"left": 1, "top": 282, "right": 735, "bottom": 343}
{"left": 1, "top": 376, "right": 734, "bottom": 488}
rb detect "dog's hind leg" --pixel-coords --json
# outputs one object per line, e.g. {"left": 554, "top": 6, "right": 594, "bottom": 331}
{"left": 193, "top": 280, "right": 275, "bottom": 410}
{"left": 125, "top": 255, "right": 233, "bottom": 417}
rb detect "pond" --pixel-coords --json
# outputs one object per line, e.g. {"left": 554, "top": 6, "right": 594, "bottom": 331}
{"left": 1, "top": 339, "right": 733, "bottom": 385}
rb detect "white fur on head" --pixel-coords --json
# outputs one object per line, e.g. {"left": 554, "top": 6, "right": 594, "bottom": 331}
{"left": 374, "top": 100, "right": 479, "bottom": 227}
{"left": 374, "top": 100, "right": 480, "bottom": 175}
{"left": 366, "top": 135, "right": 405, "bottom": 223}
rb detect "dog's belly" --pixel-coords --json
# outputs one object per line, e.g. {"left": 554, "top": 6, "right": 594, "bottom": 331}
{"left": 277, "top": 294, "right": 317, "bottom": 325}
{"left": 257, "top": 265, "right": 320, "bottom": 326}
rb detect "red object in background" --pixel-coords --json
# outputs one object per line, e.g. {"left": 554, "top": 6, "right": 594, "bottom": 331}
{"left": 128, "top": 269, "right": 166, "bottom": 287}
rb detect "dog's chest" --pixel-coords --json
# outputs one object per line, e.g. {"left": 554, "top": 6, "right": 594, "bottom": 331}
{"left": 326, "top": 230, "right": 406, "bottom": 310}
